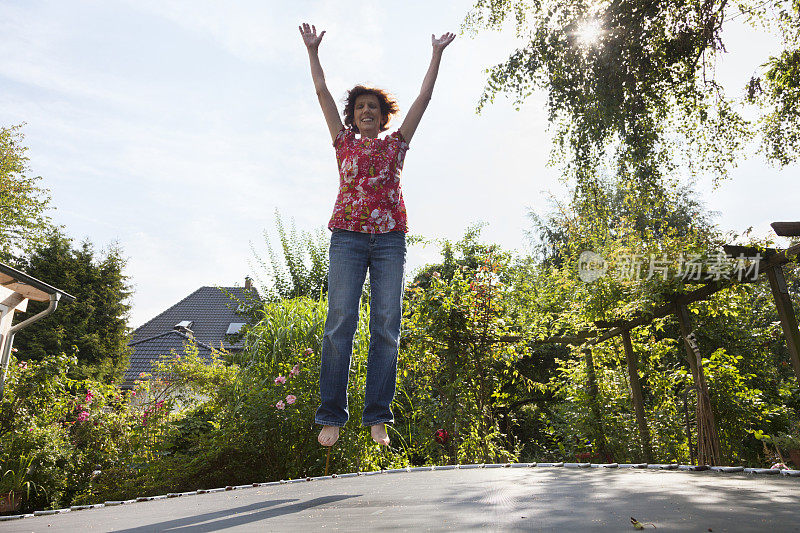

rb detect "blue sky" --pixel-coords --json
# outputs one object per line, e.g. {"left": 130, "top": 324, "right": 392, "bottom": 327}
{"left": 1, "top": 1, "right": 797, "bottom": 328}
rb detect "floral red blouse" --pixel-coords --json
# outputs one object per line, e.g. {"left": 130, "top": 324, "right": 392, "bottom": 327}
{"left": 328, "top": 126, "right": 410, "bottom": 234}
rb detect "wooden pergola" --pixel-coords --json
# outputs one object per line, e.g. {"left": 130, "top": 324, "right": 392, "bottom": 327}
{"left": 0, "top": 262, "right": 75, "bottom": 399}
{"left": 534, "top": 221, "right": 800, "bottom": 466}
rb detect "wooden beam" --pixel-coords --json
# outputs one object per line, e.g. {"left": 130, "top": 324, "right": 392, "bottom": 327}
{"left": 588, "top": 244, "right": 800, "bottom": 346}
{"left": 765, "top": 243, "right": 800, "bottom": 267}
{"left": 594, "top": 320, "right": 627, "bottom": 329}
{"left": 532, "top": 334, "right": 593, "bottom": 345}
{"left": 620, "top": 329, "right": 653, "bottom": 463}
{"left": 0, "top": 292, "right": 27, "bottom": 338}
{"left": 535, "top": 242, "right": 800, "bottom": 350}
{"left": 583, "top": 280, "right": 728, "bottom": 348}
{"left": 765, "top": 265, "right": 800, "bottom": 385}
{"left": 771, "top": 221, "right": 800, "bottom": 237}
{"left": 0, "top": 286, "right": 27, "bottom": 313}
{"left": 722, "top": 245, "right": 778, "bottom": 259}
{"left": 0, "top": 273, "right": 52, "bottom": 302}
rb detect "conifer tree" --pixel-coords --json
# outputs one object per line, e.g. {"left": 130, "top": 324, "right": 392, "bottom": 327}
{"left": 12, "top": 230, "right": 133, "bottom": 382}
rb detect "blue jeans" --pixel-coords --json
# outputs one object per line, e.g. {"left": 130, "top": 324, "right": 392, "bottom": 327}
{"left": 315, "top": 229, "right": 406, "bottom": 427}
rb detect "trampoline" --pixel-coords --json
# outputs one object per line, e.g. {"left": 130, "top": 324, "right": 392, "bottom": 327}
{"left": 1, "top": 463, "right": 798, "bottom": 532}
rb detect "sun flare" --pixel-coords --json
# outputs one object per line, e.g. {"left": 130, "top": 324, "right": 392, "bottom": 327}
{"left": 575, "top": 19, "right": 604, "bottom": 46}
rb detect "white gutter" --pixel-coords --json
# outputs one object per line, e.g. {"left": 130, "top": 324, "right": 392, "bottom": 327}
{"left": 0, "top": 293, "right": 61, "bottom": 399}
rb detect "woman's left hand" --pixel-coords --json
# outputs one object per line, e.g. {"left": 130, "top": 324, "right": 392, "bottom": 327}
{"left": 431, "top": 32, "right": 456, "bottom": 54}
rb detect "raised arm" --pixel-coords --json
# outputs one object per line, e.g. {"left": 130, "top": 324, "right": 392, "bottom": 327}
{"left": 299, "top": 23, "right": 343, "bottom": 142}
{"left": 399, "top": 32, "right": 455, "bottom": 144}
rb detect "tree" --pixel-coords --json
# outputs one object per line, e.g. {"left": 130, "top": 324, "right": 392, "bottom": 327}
{"left": 462, "top": 1, "right": 800, "bottom": 465}
{"left": 462, "top": 0, "right": 798, "bottom": 207}
{"left": 0, "top": 124, "right": 54, "bottom": 261}
{"left": 526, "top": 176, "right": 716, "bottom": 268}
{"left": 753, "top": 45, "right": 800, "bottom": 165}
{"left": 402, "top": 228, "right": 531, "bottom": 463}
{"left": 11, "top": 229, "right": 132, "bottom": 382}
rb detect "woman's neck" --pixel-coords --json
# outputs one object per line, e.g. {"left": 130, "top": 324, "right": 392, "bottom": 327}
{"left": 358, "top": 128, "right": 380, "bottom": 139}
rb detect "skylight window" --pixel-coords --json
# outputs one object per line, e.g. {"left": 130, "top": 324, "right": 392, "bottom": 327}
{"left": 226, "top": 322, "right": 246, "bottom": 335}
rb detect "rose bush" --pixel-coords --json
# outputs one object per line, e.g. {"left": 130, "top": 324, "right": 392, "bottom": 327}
{"left": 0, "top": 352, "right": 164, "bottom": 513}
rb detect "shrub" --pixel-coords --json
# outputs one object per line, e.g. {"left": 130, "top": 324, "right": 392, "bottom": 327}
{"left": 0, "top": 353, "right": 152, "bottom": 512}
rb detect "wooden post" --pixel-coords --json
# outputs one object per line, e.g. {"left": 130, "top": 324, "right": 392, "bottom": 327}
{"left": 583, "top": 347, "right": 609, "bottom": 460}
{"left": 765, "top": 265, "right": 800, "bottom": 385}
{"left": 676, "top": 304, "right": 721, "bottom": 465}
{"left": 682, "top": 386, "right": 696, "bottom": 464}
{"left": 325, "top": 447, "right": 331, "bottom": 476}
{"left": 620, "top": 329, "right": 653, "bottom": 463}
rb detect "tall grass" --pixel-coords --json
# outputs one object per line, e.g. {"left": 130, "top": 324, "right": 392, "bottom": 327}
{"left": 232, "top": 296, "right": 372, "bottom": 375}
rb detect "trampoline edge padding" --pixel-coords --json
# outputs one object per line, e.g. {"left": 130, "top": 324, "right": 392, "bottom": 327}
{"left": 2, "top": 462, "right": 799, "bottom": 523}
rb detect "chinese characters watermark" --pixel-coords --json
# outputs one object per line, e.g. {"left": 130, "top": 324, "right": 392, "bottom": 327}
{"left": 578, "top": 250, "right": 762, "bottom": 283}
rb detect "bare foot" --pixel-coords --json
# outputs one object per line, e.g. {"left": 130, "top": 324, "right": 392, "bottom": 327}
{"left": 318, "top": 425, "right": 340, "bottom": 447}
{"left": 370, "top": 424, "right": 390, "bottom": 446}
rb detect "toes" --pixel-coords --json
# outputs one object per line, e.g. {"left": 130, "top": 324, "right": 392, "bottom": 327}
{"left": 318, "top": 427, "right": 339, "bottom": 447}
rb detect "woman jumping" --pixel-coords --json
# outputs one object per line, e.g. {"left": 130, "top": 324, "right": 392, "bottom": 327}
{"left": 299, "top": 22, "right": 455, "bottom": 447}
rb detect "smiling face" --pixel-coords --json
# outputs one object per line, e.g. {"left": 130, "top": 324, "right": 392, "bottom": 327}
{"left": 354, "top": 93, "right": 384, "bottom": 138}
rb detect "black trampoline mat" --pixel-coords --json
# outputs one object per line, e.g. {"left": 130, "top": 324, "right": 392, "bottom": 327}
{"left": 3, "top": 468, "right": 799, "bottom": 532}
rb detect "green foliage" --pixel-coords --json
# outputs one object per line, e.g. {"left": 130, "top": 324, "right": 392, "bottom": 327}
{"left": 232, "top": 297, "right": 328, "bottom": 369}
{"left": 0, "top": 453, "right": 39, "bottom": 504}
{"left": 755, "top": 46, "right": 800, "bottom": 165}
{"left": 87, "top": 298, "right": 401, "bottom": 502}
{"left": 460, "top": 0, "right": 799, "bottom": 466}
{"left": 462, "top": 0, "right": 800, "bottom": 200}
{"left": 0, "top": 353, "right": 153, "bottom": 512}
{"left": 0, "top": 124, "right": 54, "bottom": 261}
{"left": 251, "top": 210, "right": 329, "bottom": 302}
{"left": 465, "top": 0, "right": 753, "bottom": 185}
{"left": 401, "top": 230, "right": 527, "bottom": 464}
{"left": 5, "top": 224, "right": 800, "bottom": 513}
{"left": 495, "top": 150, "right": 798, "bottom": 466}
{"left": 11, "top": 228, "right": 132, "bottom": 382}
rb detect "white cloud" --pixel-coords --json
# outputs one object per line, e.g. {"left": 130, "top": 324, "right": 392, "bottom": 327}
{"left": 121, "top": 0, "right": 292, "bottom": 64}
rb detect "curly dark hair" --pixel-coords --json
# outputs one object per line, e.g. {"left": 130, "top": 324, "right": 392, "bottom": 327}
{"left": 342, "top": 85, "right": 400, "bottom": 134}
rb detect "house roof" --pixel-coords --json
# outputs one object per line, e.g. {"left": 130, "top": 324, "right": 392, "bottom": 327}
{"left": 130, "top": 286, "right": 258, "bottom": 348}
{"left": 123, "top": 330, "right": 215, "bottom": 386}
{"left": 125, "top": 285, "right": 259, "bottom": 386}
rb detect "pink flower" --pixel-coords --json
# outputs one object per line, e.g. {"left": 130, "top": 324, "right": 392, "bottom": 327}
{"left": 285, "top": 395, "right": 296, "bottom": 404}
{"left": 85, "top": 390, "right": 95, "bottom": 404}
{"left": 289, "top": 364, "right": 300, "bottom": 377}
{"left": 304, "top": 348, "right": 314, "bottom": 356}
{"left": 276, "top": 400, "right": 285, "bottom": 410}
{"left": 274, "top": 375, "right": 286, "bottom": 385}
{"left": 139, "top": 372, "right": 146, "bottom": 378}
{"left": 76, "top": 411, "right": 90, "bottom": 423}
{"left": 28, "top": 428, "right": 33, "bottom": 432}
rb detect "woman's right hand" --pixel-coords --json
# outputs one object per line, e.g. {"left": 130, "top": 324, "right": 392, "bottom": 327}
{"left": 299, "top": 23, "right": 325, "bottom": 51}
